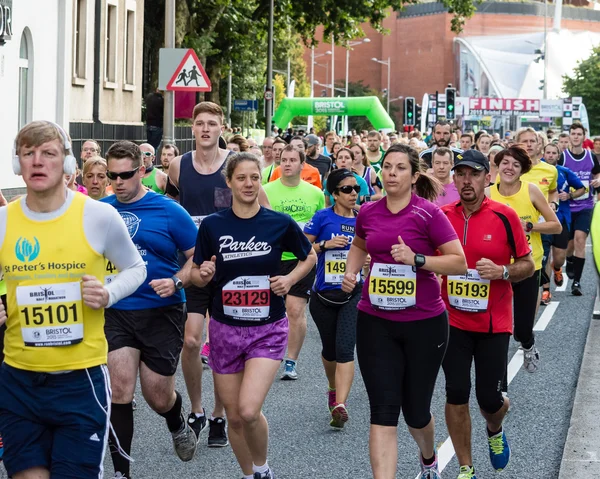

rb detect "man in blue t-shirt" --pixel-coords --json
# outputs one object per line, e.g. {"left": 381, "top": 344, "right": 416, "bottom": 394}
{"left": 101, "top": 141, "right": 200, "bottom": 477}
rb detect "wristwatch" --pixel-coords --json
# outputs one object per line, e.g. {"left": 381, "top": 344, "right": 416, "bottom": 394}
{"left": 171, "top": 276, "right": 184, "bottom": 290}
{"left": 502, "top": 266, "right": 510, "bottom": 280}
{"left": 414, "top": 254, "right": 426, "bottom": 268}
{"left": 319, "top": 240, "right": 328, "bottom": 251}
{"left": 525, "top": 221, "right": 534, "bottom": 233}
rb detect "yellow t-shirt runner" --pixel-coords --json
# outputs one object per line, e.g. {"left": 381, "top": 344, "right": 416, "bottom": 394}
{"left": 521, "top": 161, "right": 557, "bottom": 200}
{"left": 0, "top": 194, "right": 107, "bottom": 372}
{"left": 491, "top": 181, "right": 543, "bottom": 270}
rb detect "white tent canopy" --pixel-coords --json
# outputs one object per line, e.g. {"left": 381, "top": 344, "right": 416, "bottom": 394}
{"left": 455, "top": 29, "right": 600, "bottom": 99}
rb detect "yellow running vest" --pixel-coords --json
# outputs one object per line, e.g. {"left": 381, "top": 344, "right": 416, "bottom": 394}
{"left": 491, "top": 181, "right": 542, "bottom": 270}
{"left": 0, "top": 194, "right": 107, "bottom": 372}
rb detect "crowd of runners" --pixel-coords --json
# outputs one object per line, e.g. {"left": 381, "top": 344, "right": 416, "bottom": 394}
{"left": 0, "top": 102, "right": 598, "bottom": 479}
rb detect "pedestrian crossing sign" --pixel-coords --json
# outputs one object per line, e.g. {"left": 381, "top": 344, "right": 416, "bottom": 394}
{"left": 166, "top": 49, "right": 211, "bottom": 92}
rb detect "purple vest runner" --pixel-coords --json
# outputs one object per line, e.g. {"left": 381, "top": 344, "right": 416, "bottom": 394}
{"left": 563, "top": 149, "right": 594, "bottom": 212}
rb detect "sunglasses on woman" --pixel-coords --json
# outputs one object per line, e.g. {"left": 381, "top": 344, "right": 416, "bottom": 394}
{"left": 106, "top": 167, "right": 141, "bottom": 181}
{"left": 336, "top": 185, "right": 361, "bottom": 194}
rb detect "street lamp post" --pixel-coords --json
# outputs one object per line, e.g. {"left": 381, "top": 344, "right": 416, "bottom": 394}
{"left": 265, "top": 0, "right": 274, "bottom": 137}
{"left": 344, "top": 38, "right": 370, "bottom": 134}
{"left": 309, "top": 48, "right": 331, "bottom": 128}
{"left": 372, "top": 57, "right": 391, "bottom": 113}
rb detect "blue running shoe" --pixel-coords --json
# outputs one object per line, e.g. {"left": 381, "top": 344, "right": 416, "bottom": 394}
{"left": 281, "top": 360, "right": 298, "bottom": 380}
{"left": 488, "top": 428, "right": 510, "bottom": 471}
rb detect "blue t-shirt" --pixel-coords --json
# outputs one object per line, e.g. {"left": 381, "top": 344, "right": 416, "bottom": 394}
{"left": 194, "top": 207, "right": 312, "bottom": 327}
{"left": 102, "top": 191, "right": 198, "bottom": 309}
{"left": 323, "top": 173, "right": 370, "bottom": 205}
{"left": 304, "top": 207, "right": 360, "bottom": 292}
{"left": 556, "top": 164, "right": 584, "bottom": 229}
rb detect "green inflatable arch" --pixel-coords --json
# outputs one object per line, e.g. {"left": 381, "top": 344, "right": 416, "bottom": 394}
{"left": 272, "top": 96, "right": 395, "bottom": 131}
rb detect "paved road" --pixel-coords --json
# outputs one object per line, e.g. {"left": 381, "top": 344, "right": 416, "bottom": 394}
{"left": 1, "top": 256, "right": 596, "bottom": 479}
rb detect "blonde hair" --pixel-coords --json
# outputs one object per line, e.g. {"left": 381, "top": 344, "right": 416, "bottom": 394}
{"left": 15, "top": 121, "right": 69, "bottom": 156}
{"left": 82, "top": 156, "right": 107, "bottom": 176}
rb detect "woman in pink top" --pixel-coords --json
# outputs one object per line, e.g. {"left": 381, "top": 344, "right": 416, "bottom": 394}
{"left": 342, "top": 144, "right": 467, "bottom": 479}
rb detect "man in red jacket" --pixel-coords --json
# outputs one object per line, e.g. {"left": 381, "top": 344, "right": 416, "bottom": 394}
{"left": 440, "top": 150, "right": 535, "bottom": 479}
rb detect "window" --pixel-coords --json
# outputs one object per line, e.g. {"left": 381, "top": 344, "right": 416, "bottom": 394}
{"left": 123, "top": 8, "right": 135, "bottom": 88}
{"left": 18, "top": 29, "right": 33, "bottom": 129}
{"left": 104, "top": 1, "right": 118, "bottom": 87}
{"left": 73, "top": 0, "right": 87, "bottom": 82}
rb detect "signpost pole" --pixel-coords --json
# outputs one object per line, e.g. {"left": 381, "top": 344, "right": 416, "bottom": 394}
{"left": 227, "top": 62, "right": 232, "bottom": 126}
{"left": 265, "top": 0, "right": 274, "bottom": 137}
{"left": 163, "top": 0, "right": 175, "bottom": 145}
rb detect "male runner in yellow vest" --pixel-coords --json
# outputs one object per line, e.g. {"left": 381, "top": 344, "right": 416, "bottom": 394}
{"left": 0, "top": 121, "right": 146, "bottom": 479}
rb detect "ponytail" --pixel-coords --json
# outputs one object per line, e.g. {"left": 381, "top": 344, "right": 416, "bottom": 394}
{"left": 414, "top": 172, "right": 443, "bottom": 202}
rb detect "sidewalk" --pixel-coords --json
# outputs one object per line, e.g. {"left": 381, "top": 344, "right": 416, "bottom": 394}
{"left": 558, "top": 293, "right": 600, "bottom": 478}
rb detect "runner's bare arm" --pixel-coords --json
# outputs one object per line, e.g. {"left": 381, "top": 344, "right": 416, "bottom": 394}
{"left": 156, "top": 169, "right": 168, "bottom": 193}
{"left": 166, "top": 155, "right": 182, "bottom": 200}
{"left": 190, "top": 256, "right": 216, "bottom": 288}
{"left": 505, "top": 253, "right": 535, "bottom": 282}
{"left": 529, "top": 183, "right": 562, "bottom": 235}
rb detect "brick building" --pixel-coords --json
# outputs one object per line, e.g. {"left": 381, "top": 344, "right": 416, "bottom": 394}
{"left": 304, "top": 1, "right": 600, "bottom": 125}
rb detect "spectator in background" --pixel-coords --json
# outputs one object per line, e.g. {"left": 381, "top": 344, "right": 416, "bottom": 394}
{"left": 593, "top": 137, "right": 600, "bottom": 157}
{"left": 226, "top": 134, "right": 249, "bottom": 153}
{"left": 557, "top": 132, "right": 570, "bottom": 153}
{"left": 160, "top": 144, "right": 179, "bottom": 174}
{"left": 475, "top": 133, "right": 492, "bottom": 155}
{"left": 82, "top": 157, "right": 109, "bottom": 201}
{"left": 323, "top": 131, "right": 338, "bottom": 157}
{"left": 306, "top": 134, "right": 332, "bottom": 181}
{"left": 145, "top": 89, "right": 164, "bottom": 150}
{"left": 81, "top": 140, "right": 101, "bottom": 165}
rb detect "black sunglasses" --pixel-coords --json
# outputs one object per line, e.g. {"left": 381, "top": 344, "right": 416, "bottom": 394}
{"left": 336, "top": 185, "right": 361, "bottom": 194}
{"left": 107, "top": 167, "right": 141, "bottom": 181}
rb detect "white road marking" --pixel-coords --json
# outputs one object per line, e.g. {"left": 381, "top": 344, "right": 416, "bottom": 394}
{"left": 420, "top": 301, "right": 560, "bottom": 476}
{"left": 556, "top": 279, "right": 568, "bottom": 292}
{"left": 534, "top": 301, "right": 560, "bottom": 331}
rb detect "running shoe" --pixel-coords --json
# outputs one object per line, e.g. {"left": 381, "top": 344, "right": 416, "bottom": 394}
{"left": 417, "top": 449, "right": 441, "bottom": 479}
{"left": 330, "top": 403, "right": 349, "bottom": 429}
{"left": 200, "top": 342, "right": 210, "bottom": 364}
{"left": 171, "top": 417, "right": 198, "bottom": 461}
{"left": 208, "top": 417, "right": 229, "bottom": 447}
{"left": 487, "top": 428, "right": 510, "bottom": 471}
{"left": 132, "top": 396, "right": 137, "bottom": 411}
{"left": 457, "top": 465, "right": 477, "bottom": 479}
{"left": 187, "top": 409, "right": 208, "bottom": 443}
{"left": 328, "top": 388, "right": 336, "bottom": 412}
{"left": 566, "top": 259, "right": 574, "bottom": 279}
{"left": 113, "top": 473, "right": 128, "bottom": 479}
{"left": 540, "top": 290, "right": 551, "bottom": 305}
{"left": 0, "top": 433, "right": 3, "bottom": 461}
{"left": 281, "top": 360, "right": 298, "bottom": 380}
{"left": 522, "top": 345, "right": 540, "bottom": 373}
{"left": 553, "top": 268, "right": 564, "bottom": 287}
{"left": 571, "top": 281, "right": 583, "bottom": 296}
{"left": 253, "top": 470, "right": 275, "bottom": 479}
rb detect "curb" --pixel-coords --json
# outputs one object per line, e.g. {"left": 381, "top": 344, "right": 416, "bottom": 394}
{"left": 558, "top": 290, "right": 600, "bottom": 478}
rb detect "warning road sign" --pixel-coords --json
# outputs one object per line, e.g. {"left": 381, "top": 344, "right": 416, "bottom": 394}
{"left": 166, "top": 49, "right": 211, "bottom": 92}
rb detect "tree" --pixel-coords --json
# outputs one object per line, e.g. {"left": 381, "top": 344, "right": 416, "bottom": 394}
{"left": 563, "top": 46, "right": 600, "bottom": 130}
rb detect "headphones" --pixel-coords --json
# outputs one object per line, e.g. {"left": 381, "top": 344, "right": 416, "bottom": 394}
{"left": 13, "top": 121, "right": 78, "bottom": 176}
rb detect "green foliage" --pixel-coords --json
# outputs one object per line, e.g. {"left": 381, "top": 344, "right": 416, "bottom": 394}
{"left": 563, "top": 46, "right": 600, "bottom": 130}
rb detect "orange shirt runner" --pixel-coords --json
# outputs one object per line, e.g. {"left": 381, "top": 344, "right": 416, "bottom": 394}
{"left": 269, "top": 163, "right": 323, "bottom": 189}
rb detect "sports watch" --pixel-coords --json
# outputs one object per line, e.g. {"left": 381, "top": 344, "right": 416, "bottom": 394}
{"left": 525, "top": 221, "right": 534, "bottom": 233}
{"left": 171, "top": 276, "right": 184, "bottom": 290}
{"left": 502, "top": 266, "right": 510, "bottom": 280}
{"left": 319, "top": 240, "right": 328, "bottom": 251}
{"left": 414, "top": 254, "right": 426, "bottom": 268}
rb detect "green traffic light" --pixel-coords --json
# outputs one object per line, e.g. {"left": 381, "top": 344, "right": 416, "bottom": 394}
{"left": 408, "top": 112, "right": 413, "bottom": 117}
{"left": 448, "top": 105, "right": 454, "bottom": 111}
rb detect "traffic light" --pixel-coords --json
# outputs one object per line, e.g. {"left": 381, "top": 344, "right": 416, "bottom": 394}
{"left": 415, "top": 104, "right": 422, "bottom": 127}
{"left": 404, "top": 97, "right": 415, "bottom": 126}
{"left": 445, "top": 87, "right": 456, "bottom": 121}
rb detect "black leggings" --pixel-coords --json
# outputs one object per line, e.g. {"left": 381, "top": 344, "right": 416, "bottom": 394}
{"left": 442, "top": 326, "right": 509, "bottom": 414}
{"left": 308, "top": 286, "right": 361, "bottom": 364}
{"left": 512, "top": 269, "right": 540, "bottom": 350}
{"left": 357, "top": 310, "right": 449, "bottom": 428}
